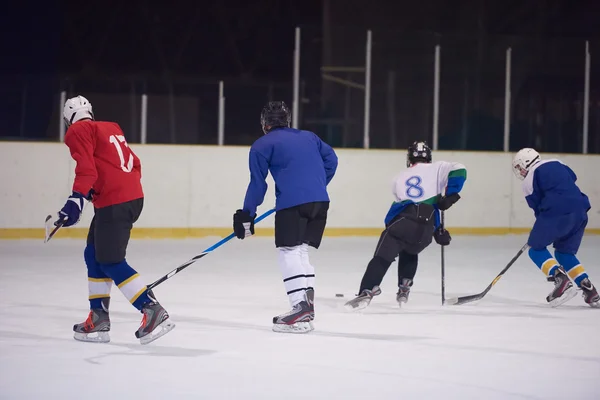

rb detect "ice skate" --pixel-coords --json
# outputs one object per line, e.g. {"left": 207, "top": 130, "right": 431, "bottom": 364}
{"left": 306, "top": 288, "right": 315, "bottom": 329}
{"left": 135, "top": 297, "right": 176, "bottom": 345}
{"left": 396, "top": 278, "right": 413, "bottom": 307}
{"left": 272, "top": 298, "right": 313, "bottom": 334}
{"left": 546, "top": 268, "right": 577, "bottom": 307}
{"left": 73, "top": 298, "right": 110, "bottom": 343}
{"left": 344, "top": 286, "right": 381, "bottom": 311}
{"left": 579, "top": 278, "right": 600, "bottom": 308}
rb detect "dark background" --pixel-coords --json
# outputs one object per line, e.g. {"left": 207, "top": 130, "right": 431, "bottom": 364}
{"left": 2, "top": 0, "right": 600, "bottom": 152}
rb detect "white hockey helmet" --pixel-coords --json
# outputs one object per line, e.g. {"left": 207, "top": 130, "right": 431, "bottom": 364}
{"left": 63, "top": 95, "right": 94, "bottom": 127}
{"left": 512, "top": 148, "right": 541, "bottom": 180}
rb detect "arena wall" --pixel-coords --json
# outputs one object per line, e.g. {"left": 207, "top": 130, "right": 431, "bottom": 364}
{"left": 1, "top": 142, "right": 598, "bottom": 239}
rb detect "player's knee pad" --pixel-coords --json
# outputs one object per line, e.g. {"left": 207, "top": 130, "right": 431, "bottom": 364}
{"left": 528, "top": 247, "right": 552, "bottom": 261}
{"left": 369, "top": 256, "right": 393, "bottom": 272}
{"left": 398, "top": 252, "right": 418, "bottom": 268}
{"left": 94, "top": 247, "right": 126, "bottom": 265}
{"left": 98, "top": 259, "right": 135, "bottom": 282}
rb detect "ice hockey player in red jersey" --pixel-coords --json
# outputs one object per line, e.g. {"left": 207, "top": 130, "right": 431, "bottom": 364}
{"left": 52, "top": 95, "right": 175, "bottom": 344}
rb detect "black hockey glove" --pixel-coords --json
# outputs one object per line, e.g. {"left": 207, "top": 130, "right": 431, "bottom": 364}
{"left": 233, "top": 209, "right": 255, "bottom": 239}
{"left": 433, "top": 227, "right": 451, "bottom": 246}
{"left": 437, "top": 193, "right": 461, "bottom": 211}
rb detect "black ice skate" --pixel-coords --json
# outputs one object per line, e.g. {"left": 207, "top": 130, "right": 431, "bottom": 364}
{"left": 546, "top": 268, "right": 577, "bottom": 307}
{"left": 344, "top": 286, "right": 382, "bottom": 311}
{"left": 579, "top": 278, "right": 600, "bottom": 308}
{"left": 272, "top": 295, "right": 313, "bottom": 334}
{"left": 135, "top": 294, "right": 175, "bottom": 345}
{"left": 73, "top": 298, "right": 111, "bottom": 343}
{"left": 396, "top": 278, "right": 413, "bottom": 307}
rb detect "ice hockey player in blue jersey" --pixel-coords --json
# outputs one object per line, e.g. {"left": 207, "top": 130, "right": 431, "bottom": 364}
{"left": 345, "top": 141, "right": 467, "bottom": 310}
{"left": 233, "top": 101, "right": 338, "bottom": 333}
{"left": 512, "top": 148, "right": 599, "bottom": 308}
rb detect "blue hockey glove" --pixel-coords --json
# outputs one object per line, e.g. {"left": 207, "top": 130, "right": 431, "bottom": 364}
{"left": 56, "top": 192, "right": 87, "bottom": 227}
{"left": 233, "top": 209, "right": 255, "bottom": 239}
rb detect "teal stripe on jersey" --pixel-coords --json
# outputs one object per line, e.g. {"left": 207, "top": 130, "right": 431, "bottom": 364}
{"left": 448, "top": 168, "right": 467, "bottom": 179}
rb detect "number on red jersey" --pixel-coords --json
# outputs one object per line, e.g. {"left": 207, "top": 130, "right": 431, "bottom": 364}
{"left": 108, "top": 135, "right": 134, "bottom": 172}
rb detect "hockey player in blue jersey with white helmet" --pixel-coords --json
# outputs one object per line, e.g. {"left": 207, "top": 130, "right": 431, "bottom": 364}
{"left": 513, "top": 148, "right": 599, "bottom": 307}
{"left": 233, "top": 101, "right": 338, "bottom": 333}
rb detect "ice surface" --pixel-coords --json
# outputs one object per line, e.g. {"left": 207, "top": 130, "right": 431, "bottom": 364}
{"left": 1, "top": 235, "right": 599, "bottom": 399}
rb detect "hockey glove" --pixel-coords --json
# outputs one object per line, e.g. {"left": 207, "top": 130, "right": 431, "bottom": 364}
{"left": 233, "top": 209, "right": 255, "bottom": 239}
{"left": 437, "top": 193, "right": 461, "bottom": 211}
{"left": 56, "top": 192, "right": 87, "bottom": 227}
{"left": 433, "top": 227, "right": 451, "bottom": 246}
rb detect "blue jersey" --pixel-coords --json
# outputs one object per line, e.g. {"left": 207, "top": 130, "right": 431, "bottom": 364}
{"left": 522, "top": 159, "right": 590, "bottom": 218}
{"left": 242, "top": 127, "right": 338, "bottom": 216}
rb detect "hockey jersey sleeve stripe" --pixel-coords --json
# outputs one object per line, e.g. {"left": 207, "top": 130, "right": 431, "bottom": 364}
{"left": 446, "top": 168, "right": 467, "bottom": 195}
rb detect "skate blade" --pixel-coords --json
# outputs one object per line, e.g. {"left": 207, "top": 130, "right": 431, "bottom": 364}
{"left": 344, "top": 298, "right": 370, "bottom": 311}
{"left": 73, "top": 331, "right": 110, "bottom": 343}
{"left": 548, "top": 287, "right": 578, "bottom": 308}
{"left": 139, "top": 319, "right": 176, "bottom": 345}
{"left": 272, "top": 321, "right": 313, "bottom": 334}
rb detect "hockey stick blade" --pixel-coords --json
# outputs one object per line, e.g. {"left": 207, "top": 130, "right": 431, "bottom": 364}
{"left": 146, "top": 208, "right": 276, "bottom": 290}
{"left": 44, "top": 214, "right": 63, "bottom": 243}
{"left": 446, "top": 243, "right": 529, "bottom": 306}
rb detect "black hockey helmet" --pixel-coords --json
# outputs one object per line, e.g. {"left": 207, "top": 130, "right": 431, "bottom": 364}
{"left": 407, "top": 141, "right": 432, "bottom": 167}
{"left": 260, "top": 101, "right": 291, "bottom": 134}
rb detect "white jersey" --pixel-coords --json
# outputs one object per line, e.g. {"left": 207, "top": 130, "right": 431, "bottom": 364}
{"left": 392, "top": 161, "right": 467, "bottom": 205}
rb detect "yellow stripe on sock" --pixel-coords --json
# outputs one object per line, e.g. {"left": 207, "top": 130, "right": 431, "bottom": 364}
{"left": 89, "top": 294, "right": 110, "bottom": 300}
{"left": 567, "top": 265, "right": 586, "bottom": 281}
{"left": 130, "top": 286, "right": 148, "bottom": 304}
{"left": 117, "top": 273, "right": 140, "bottom": 289}
{"left": 541, "top": 259, "right": 558, "bottom": 276}
{"left": 88, "top": 277, "right": 112, "bottom": 283}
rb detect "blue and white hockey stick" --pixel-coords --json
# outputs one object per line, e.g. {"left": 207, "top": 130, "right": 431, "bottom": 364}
{"left": 147, "top": 208, "right": 276, "bottom": 290}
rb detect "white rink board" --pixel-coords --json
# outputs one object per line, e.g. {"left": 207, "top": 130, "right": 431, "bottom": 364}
{"left": 0, "top": 142, "right": 599, "bottom": 230}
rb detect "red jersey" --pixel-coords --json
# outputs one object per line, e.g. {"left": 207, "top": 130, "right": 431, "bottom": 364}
{"left": 65, "top": 120, "right": 144, "bottom": 209}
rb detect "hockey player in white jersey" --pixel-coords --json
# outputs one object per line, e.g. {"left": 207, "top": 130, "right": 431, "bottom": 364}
{"left": 345, "top": 141, "right": 467, "bottom": 310}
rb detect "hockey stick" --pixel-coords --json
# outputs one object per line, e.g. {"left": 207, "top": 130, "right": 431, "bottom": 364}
{"left": 44, "top": 215, "right": 64, "bottom": 243}
{"left": 147, "top": 208, "right": 276, "bottom": 290}
{"left": 446, "top": 243, "right": 529, "bottom": 305}
{"left": 441, "top": 211, "right": 446, "bottom": 305}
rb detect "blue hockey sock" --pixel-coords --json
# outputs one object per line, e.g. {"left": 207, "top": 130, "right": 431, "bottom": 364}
{"left": 84, "top": 245, "right": 112, "bottom": 309}
{"left": 555, "top": 251, "right": 588, "bottom": 286}
{"left": 528, "top": 248, "right": 559, "bottom": 278}
{"left": 99, "top": 260, "right": 151, "bottom": 311}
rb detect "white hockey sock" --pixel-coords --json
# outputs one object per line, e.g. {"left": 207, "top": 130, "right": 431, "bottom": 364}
{"left": 300, "top": 243, "right": 315, "bottom": 289}
{"left": 278, "top": 246, "right": 307, "bottom": 307}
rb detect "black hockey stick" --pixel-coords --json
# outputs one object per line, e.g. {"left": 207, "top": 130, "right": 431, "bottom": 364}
{"left": 441, "top": 211, "right": 446, "bottom": 305}
{"left": 146, "top": 208, "right": 275, "bottom": 290}
{"left": 446, "top": 243, "right": 529, "bottom": 305}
